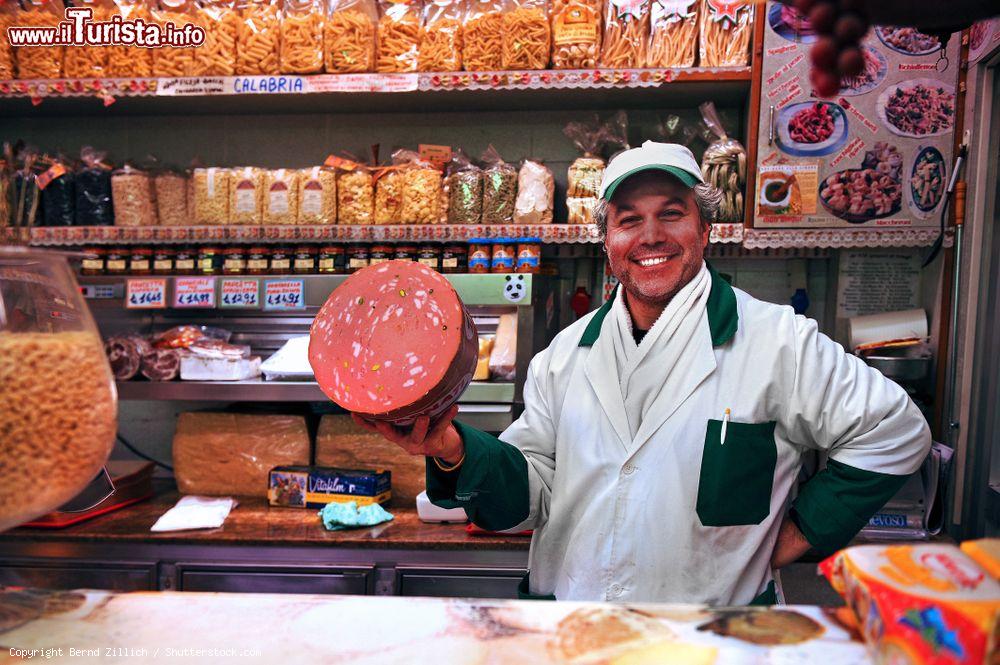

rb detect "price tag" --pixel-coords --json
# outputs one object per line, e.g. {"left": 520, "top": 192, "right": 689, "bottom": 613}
{"left": 263, "top": 279, "right": 305, "bottom": 311}
{"left": 173, "top": 277, "right": 216, "bottom": 308}
{"left": 124, "top": 279, "right": 166, "bottom": 309}
{"left": 418, "top": 144, "right": 452, "bottom": 171}
{"left": 220, "top": 278, "right": 260, "bottom": 309}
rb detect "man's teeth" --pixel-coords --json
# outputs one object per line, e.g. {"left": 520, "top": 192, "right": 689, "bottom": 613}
{"left": 637, "top": 256, "right": 669, "bottom": 267}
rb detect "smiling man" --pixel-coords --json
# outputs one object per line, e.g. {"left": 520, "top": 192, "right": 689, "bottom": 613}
{"left": 356, "top": 141, "right": 931, "bottom": 605}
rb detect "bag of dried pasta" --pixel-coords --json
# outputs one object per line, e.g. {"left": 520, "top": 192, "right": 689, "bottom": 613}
{"left": 154, "top": 166, "right": 189, "bottom": 227}
{"left": 398, "top": 151, "right": 443, "bottom": 224}
{"left": 445, "top": 150, "right": 482, "bottom": 225}
{"left": 229, "top": 167, "right": 265, "bottom": 225}
{"left": 112, "top": 162, "right": 158, "bottom": 227}
{"left": 106, "top": 0, "right": 153, "bottom": 77}
{"left": 190, "top": 0, "right": 239, "bottom": 75}
{"left": 564, "top": 116, "right": 605, "bottom": 198}
{"left": 281, "top": 0, "right": 324, "bottom": 74}
{"left": 63, "top": 0, "right": 115, "bottom": 78}
{"left": 325, "top": 0, "right": 377, "bottom": 72}
{"left": 515, "top": 159, "right": 553, "bottom": 224}
{"left": 376, "top": 0, "right": 422, "bottom": 72}
{"left": 373, "top": 162, "right": 404, "bottom": 224}
{"left": 236, "top": 0, "right": 281, "bottom": 75}
{"left": 699, "top": 0, "right": 751, "bottom": 67}
{"left": 333, "top": 157, "right": 375, "bottom": 225}
{"left": 599, "top": 0, "right": 649, "bottom": 68}
{"left": 15, "top": 0, "right": 64, "bottom": 79}
{"left": 462, "top": 0, "right": 505, "bottom": 71}
{"left": 480, "top": 144, "right": 516, "bottom": 224}
{"left": 0, "top": 2, "right": 15, "bottom": 80}
{"left": 550, "top": 0, "right": 601, "bottom": 69}
{"left": 418, "top": 0, "right": 462, "bottom": 71}
{"left": 152, "top": 0, "right": 195, "bottom": 77}
{"left": 192, "top": 167, "right": 231, "bottom": 225}
{"left": 645, "top": 0, "right": 698, "bottom": 67}
{"left": 502, "top": 0, "right": 550, "bottom": 70}
{"left": 699, "top": 101, "right": 745, "bottom": 222}
{"left": 263, "top": 169, "right": 300, "bottom": 224}
{"left": 297, "top": 166, "right": 337, "bottom": 224}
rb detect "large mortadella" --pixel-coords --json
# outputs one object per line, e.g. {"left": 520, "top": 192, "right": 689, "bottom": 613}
{"left": 309, "top": 260, "right": 478, "bottom": 425}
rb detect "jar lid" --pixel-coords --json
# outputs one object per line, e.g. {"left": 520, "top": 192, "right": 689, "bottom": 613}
{"left": 223, "top": 247, "right": 245, "bottom": 254}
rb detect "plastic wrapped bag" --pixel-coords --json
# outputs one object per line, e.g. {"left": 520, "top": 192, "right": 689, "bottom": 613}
{"left": 599, "top": 0, "right": 649, "bottom": 68}
{"left": 10, "top": 152, "right": 41, "bottom": 227}
{"left": 263, "top": 168, "right": 300, "bottom": 225}
{"left": 112, "top": 163, "right": 157, "bottom": 227}
{"left": 74, "top": 147, "right": 114, "bottom": 226}
{"left": 63, "top": 0, "right": 114, "bottom": 78}
{"left": 480, "top": 145, "right": 516, "bottom": 224}
{"left": 645, "top": 0, "right": 698, "bottom": 67}
{"left": 335, "top": 158, "right": 374, "bottom": 225}
{"left": 374, "top": 165, "right": 404, "bottom": 225}
{"left": 515, "top": 159, "right": 553, "bottom": 224}
{"left": 236, "top": 0, "right": 281, "bottom": 74}
{"left": 155, "top": 168, "right": 189, "bottom": 227}
{"left": 564, "top": 116, "right": 606, "bottom": 198}
{"left": 324, "top": 0, "right": 377, "bottom": 72}
{"left": 152, "top": 0, "right": 195, "bottom": 77}
{"left": 192, "top": 167, "right": 230, "bottom": 225}
{"left": 281, "top": 0, "right": 325, "bottom": 74}
{"left": 39, "top": 155, "right": 76, "bottom": 227}
{"left": 229, "top": 167, "right": 265, "bottom": 225}
{"left": 399, "top": 152, "right": 443, "bottom": 224}
{"left": 297, "top": 166, "right": 337, "bottom": 224}
{"left": 376, "top": 0, "right": 422, "bottom": 72}
{"left": 462, "top": 0, "right": 505, "bottom": 71}
{"left": 699, "top": 101, "right": 745, "bottom": 222}
{"left": 446, "top": 150, "right": 483, "bottom": 224}
{"left": 106, "top": 0, "right": 154, "bottom": 77}
{"left": 603, "top": 109, "right": 631, "bottom": 159}
{"left": 0, "top": 2, "right": 15, "bottom": 79}
{"left": 699, "top": 0, "right": 751, "bottom": 67}
{"left": 488, "top": 312, "right": 516, "bottom": 381}
{"left": 502, "top": 0, "right": 551, "bottom": 70}
{"left": 550, "top": 0, "right": 601, "bottom": 69}
{"left": 418, "top": 0, "right": 462, "bottom": 71}
{"left": 191, "top": 0, "right": 239, "bottom": 75}
{"left": 15, "top": 0, "right": 63, "bottom": 79}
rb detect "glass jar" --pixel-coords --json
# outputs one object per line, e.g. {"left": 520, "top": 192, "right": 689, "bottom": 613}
{"left": 222, "top": 247, "right": 247, "bottom": 275}
{"left": 491, "top": 241, "right": 514, "bottom": 274}
{"left": 468, "top": 241, "right": 491, "bottom": 274}
{"left": 105, "top": 247, "right": 129, "bottom": 275}
{"left": 294, "top": 246, "right": 317, "bottom": 274}
{"left": 347, "top": 244, "right": 369, "bottom": 273}
{"left": 440, "top": 243, "right": 467, "bottom": 274}
{"left": 318, "top": 245, "right": 345, "bottom": 274}
{"left": 197, "top": 246, "right": 222, "bottom": 275}
{"left": 247, "top": 246, "right": 270, "bottom": 275}
{"left": 369, "top": 243, "right": 392, "bottom": 266}
{"left": 270, "top": 246, "right": 293, "bottom": 274}
{"left": 0, "top": 246, "right": 117, "bottom": 531}
{"left": 416, "top": 244, "right": 440, "bottom": 270}
{"left": 129, "top": 248, "right": 153, "bottom": 275}
{"left": 174, "top": 247, "right": 196, "bottom": 275}
{"left": 394, "top": 244, "right": 417, "bottom": 261}
{"left": 516, "top": 238, "right": 542, "bottom": 274}
{"left": 80, "top": 247, "right": 106, "bottom": 276}
{"left": 153, "top": 247, "right": 176, "bottom": 275}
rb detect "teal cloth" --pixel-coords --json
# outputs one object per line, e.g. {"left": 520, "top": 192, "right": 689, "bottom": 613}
{"left": 318, "top": 501, "right": 394, "bottom": 531}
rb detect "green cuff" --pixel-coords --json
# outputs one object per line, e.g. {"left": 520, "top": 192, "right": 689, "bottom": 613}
{"left": 748, "top": 581, "right": 777, "bottom": 606}
{"left": 791, "top": 458, "right": 911, "bottom": 555}
{"left": 517, "top": 573, "right": 556, "bottom": 600}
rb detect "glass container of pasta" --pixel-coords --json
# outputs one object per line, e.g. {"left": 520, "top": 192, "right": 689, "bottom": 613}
{"left": 0, "top": 247, "right": 117, "bottom": 532}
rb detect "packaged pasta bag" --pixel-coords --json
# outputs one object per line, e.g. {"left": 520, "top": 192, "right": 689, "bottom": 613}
{"left": 462, "top": 0, "right": 505, "bottom": 71}
{"left": 154, "top": 166, "right": 189, "bottom": 227}
{"left": 0, "top": 2, "right": 15, "bottom": 80}
{"left": 550, "top": 0, "right": 601, "bottom": 69}
{"left": 376, "top": 0, "right": 422, "bottom": 72}
{"left": 398, "top": 152, "right": 443, "bottom": 224}
{"left": 75, "top": 146, "right": 114, "bottom": 226}
{"left": 502, "top": 0, "right": 551, "bottom": 70}
{"left": 445, "top": 150, "right": 483, "bottom": 225}
{"left": 603, "top": 108, "right": 630, "bottom": 159}
{"left": 480, "top": 144, "right": 516, "bottom": 224}
{"left": 564, "top": 116, "right": 605, "bottom": 198}
{"left": 331, "top": 156, "right": 374, "bottom": 225}
{"left": 106, "top": 0, "right": 153, "bottom": 77}
{"left": 11, "top": 149, "right": 41, "bottom": 227}
{"left": 263, "top": 169, "right": 300, "bottom": 224}
{"left": 38, "top": 154, "right": 76, "bottom": 227}
{"left": 192, "top": 167, "right": 231, "bottom": 225}
{"left": 281, "top": 0, "right": 324, "bottom": 73}
{"left": 699, "top": 0, "right": 752, "bottom": 67}
{"left": 373, "top": 161, "right": 405, "bottom": 225}
{"left": 514, "top": 159, "right": 553, "bottom": 224}
{"left": 229, "top": 167, "right": 265, "bottom": 225}
{"left": 645, "top": 0, "right": 698, "bottom": 67}
{"left": 63, "top": 0, "right": 115, "bottom": 78}
{"left": 599, "top": 0, "right": 649, "bottom": 68}
{"left": 418, "top": 0, "right": 462, "bottom": 71}
{"left": 324, "top": 0, "right": 377, "bottom": 72}
{"left": 152, "top": 0, "right": 196, "bottom": 77}
{"left": 190, "top": 0, "right": 239, "bottom": 76}
{"left": 235, "top": 0, "right": 281, "bottom": 74}
{"left": 15, "top": 0, "right": 64, "bottom": 79}
{"left": 111, "top": 162, "right": 158, "bottom": 227}
{"left": 297, "top": 166, "right": 337, "bottom": 224}
{"left": 699, "top": 101, "right": 745, "bottom": 222}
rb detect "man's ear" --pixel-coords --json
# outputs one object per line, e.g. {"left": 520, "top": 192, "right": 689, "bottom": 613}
{"left": 701, "top": 220, "right": 712, "bottom": 248}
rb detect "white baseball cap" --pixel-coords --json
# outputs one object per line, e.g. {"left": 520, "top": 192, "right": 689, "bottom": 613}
{"left": 598, "top": 141, "right": 704, "bottom": 201}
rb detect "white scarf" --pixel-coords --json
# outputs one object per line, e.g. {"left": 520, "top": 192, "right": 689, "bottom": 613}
{"left": 610, "top": 262, "right": 712, "bottom": 440}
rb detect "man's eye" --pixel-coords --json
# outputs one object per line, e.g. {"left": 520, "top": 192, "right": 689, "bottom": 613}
{"left": 618, "top": 216, "right": 642, "bottom": 226}
{"left": 659, "top": 210, "right": 683, "bottom": 220}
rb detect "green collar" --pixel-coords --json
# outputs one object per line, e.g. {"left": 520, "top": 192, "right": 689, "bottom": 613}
{"left": 578, "top": 263, "right": 738, "bottom": 347}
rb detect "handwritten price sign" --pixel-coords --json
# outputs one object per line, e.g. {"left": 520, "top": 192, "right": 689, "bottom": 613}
{"left": 173, "top": 277, "right": 216, "bottom": 308}
{"left": 220, "top": 279, "right": 260, "bottom": 308}
{"left": 125, "top": 279, "right": 166, "bottom": 309}
{"left": 263, "top": 279, "right": 305, "bottom": 311}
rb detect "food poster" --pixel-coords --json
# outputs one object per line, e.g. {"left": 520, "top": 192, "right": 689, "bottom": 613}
{"left": 754, "top": 1, "right": 960, "bottom": 229}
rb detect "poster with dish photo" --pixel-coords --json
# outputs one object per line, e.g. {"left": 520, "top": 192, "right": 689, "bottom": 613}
{"left": 755, "top": 1, "right": 960, "bottom": 229}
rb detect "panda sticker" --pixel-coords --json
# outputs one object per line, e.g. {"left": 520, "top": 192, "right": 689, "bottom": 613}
{"left": 502, "top": 274, "right": 527, "bottom": 303}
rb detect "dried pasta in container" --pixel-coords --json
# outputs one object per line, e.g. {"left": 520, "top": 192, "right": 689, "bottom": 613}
{"left": 699, "top": 0, "right": 751, "bottom": 67}
{"left": 337, "top": 166, "right": 374, "bottom": 224}
{"left": 645, "top": 0, "right": 697, "bottom": 67}
{"left": 236, "top": 0, "right": 281, "bottom": 75}
{"left": 0, "top": 3, "right": 15, "bottom": 79}
{"left": 15, "top": 0, "right": 64, "bottom": 79}
{"left": 445, "top": 151, "right": 482, "bottom": 224}
{"left": 324, "top": 0, "right": 377, "bottom": 72}
{"left": 418, "top": 0, "right": 462, "bottom": 71}
{"left": 374, "top": 169, "right": 404, "bottom": 224}
{"left": 599, "top": 0, "right": 649, "bottom": 68}
{"left": 550, "top": 0, "right": 601, "bottom": 69}
{"left": 400, "top": 159, "right": 442, "bottom": 224}
{"left": 263, "top": 169, "right": 300, "bottom": 224}
{"left": 192, "top": 167, "right": 231, "bottom": 225}
{"left": 229, "top": 167, "right": 265, "bottom": 225}
{"left": 281, "top": 0, "right": 324, "bottom": 74}
{"left": 106, "top": 0, "right": 153, "bottom": 77}
{"left": 563, "top": 116, "right": 605, "bottom": 198}
{"left": 377, "top": 0, "right": 422, "bottom": 72}
{"left": 75, "top": 146, "right": 114, "bottom": 226}
{"left": 480, "top": 145, "right": 516, "bottom": 224}
{"left": 502, "top": 0, "right": 550, "bottom": 70}
{"left": 152, "top": 0, "right": 195, "bottom": 77}
{"left": 63, "top": 0, "right": 114, "bottom": 78}
{"left": 297, "top": 166, "right": 337, "bottom": 224}
{"left": 190, "top": 0, "right": 239, "bottom": 75}
{"left": 699, "top": 101, "right": 745, "bottom": 222}
{"left": 155, "top": 169, "right": 189, "bottom": 226}
{"left": 462, "top": 0, "right": 505, "bottom": 71}
{"left": 112, "top": 164, "right": 158, "bottom": 227}
{"left": 514, "top": 159, "right": 553, "bottom": 224}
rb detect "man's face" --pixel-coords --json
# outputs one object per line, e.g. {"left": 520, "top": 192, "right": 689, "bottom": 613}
{"left": 604, "top": 171, "right": 710, "bottom": 309}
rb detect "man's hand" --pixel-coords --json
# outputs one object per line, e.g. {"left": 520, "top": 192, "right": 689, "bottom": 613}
{"left": 771, "top": 517, "right": 813, "bottom": 569}
{"left": 351, "top": 405, "right": 464, "bottom": 465}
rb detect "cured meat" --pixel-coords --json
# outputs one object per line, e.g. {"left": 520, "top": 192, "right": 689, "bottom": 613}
{"left": 105, "top": 335, "right": 150, "bottom": 381}
{"left": 309, "top": 260, "right": 478, "bottom": 425}
{"left": 140, "top": 348, "right": 180, "bottom": 381}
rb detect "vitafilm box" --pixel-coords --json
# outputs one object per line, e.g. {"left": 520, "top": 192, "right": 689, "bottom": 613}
{"left": 268, "top": 466, "right": 391, "bottom": 508}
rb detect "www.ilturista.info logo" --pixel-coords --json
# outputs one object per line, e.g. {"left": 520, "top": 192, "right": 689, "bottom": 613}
{"left": 6, "top": 7, "right": 205, "bottom": 48}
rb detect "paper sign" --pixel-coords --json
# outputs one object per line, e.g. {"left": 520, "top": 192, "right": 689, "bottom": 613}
{"left": 173, "top": 277, "right": 216, "bottom": 308}
{"left": 418, "top": 144, "right": 452, "bottom": 171}
{"left": 263, "top": 279, "right": 305, "bottom": 310}
{"left": 835, "top": 250, "right": 921, "bottom": 319}
{"left": 220, "top": 279, "right": 260, "bottom": 308}
{"left": 125, "top": 279, "right": 166, "bottom": 309}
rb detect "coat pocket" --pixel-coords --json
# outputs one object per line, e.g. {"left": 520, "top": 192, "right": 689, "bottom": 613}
{"left": 696, "top": 419, "right": 777, "bottom": 527}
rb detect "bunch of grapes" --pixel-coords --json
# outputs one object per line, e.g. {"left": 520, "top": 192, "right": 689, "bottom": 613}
{"left": 794, "top": 0, "right": 871, "bottom": 97}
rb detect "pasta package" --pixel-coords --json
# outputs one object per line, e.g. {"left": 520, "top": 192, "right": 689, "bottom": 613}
{"left": 400, "top": 162, "right": 443, "bottom": 224}
{"left": 645, "top": 0, "right": 698, "bottom": 67}
{"left": 699, "top": 0, "right": 751, "bottom": 67}
{"left": 445, "top": 150, "right": 482, "bottom": 224}
{"left": 0, "top": 3, "right": 15, "bottom": 79}
{"left": 281, "top": 0, "right": 324, "bottom": 73}
{"left": 154, "top": 170, "right": 189, "bottom": 226}
{"left": 297, "top": 166, "right": 337, "bottom": 224}
{"left": 462, "top": 0, "right": 505, "bottom": 71}
{"left": 324, "top": 0, "right": 377, "bottom": 72}
{"left": 236, "top": 0, "right": 281, "bottom": 75}
{"left": 514, "top": 159, "right": 553, "bottom": 224}
{"left": 63, "top": 0, "right": 114, "bottom": 78}
{"left": 337, "top": 166, "right": 374, "bottom": 224}
{"left": 230, "top": 167, "right": 265, "bottom": 225}
{"left": 106, "top": 0, "right": 153, "bottom": 77}
{"left": 502, "top": 0, "right": 550, "bottom": 70}
{"left": 190, "top": 0, "right": 239, "bottom": 75}
{"left": 373, "top": 169, "right": 404, "bottom": 224}
{"left": 599, "top": 0, "right": 649, "bottom": 68}
{"left": 480, "top": 145, "right": 516, "bottom": 224}
{"left": 418, "top": 0, "right": 461, "bottom": 71}
{"left": 566, "top": 195, "right": 597, "bottom": 224}
{"left": 152, "top": 0, "right": 195, "bottom": 77}
{"left": 112, "top": 164, "right": 158, "bottom": 227}
{"left": 263, "top": 169, "right": 300, "bottom": 224}
{"left": 376, "top": 0, "right": 422, "bottom": 72}
{"left": 563, "top": 116, "right": 605, "bottom": 197}
{"left": 550, "top": 0, "right": 601, "bottom": 69}
{"left": 699, "top": 100, "right": 745, "bottom": 222}
{"left": 15, "top": 0, "right": 64, "bottom": 79}
{"left": 192, "top": 167, "right": 231, "bottom": 225}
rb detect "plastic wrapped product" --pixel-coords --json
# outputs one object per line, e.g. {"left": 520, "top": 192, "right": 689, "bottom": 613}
{"left": 462, "top": 0, "right": 505, "bottom": 71}
{"left": 192, "top": 167, "right": 230, "bottom": 225}
{"left": 376, "top": 0, "right": 422, "bottom": 72}
{"left": 62, "top": 0, "right": 114, "bottom": 78}
{"left": 111, "top": 164, "right": 158, "bottom": 227}
{"left": 106, "top": 0, "right": 153, "bottom": 77}
{"left": 514, "top": 159, "right": 553, "bottom": 224}
{"left": 10, "top": 152, "right": 41, "bottom": 228}
{"left": 74, "top": 147, "right": 114, "bottom": 226}
{"left": 566, "top": 195, "right": 597, "bottom": 224}
{"left": 0, "top": 3, "right": 15, "bottom": 79}
{"left": 445, "top": 151, "right": 483, "bottom": 225}
{"left": 474, "top": 334, "right": 494, "bottom": 380}
{"left": 599, "top": 0, "right": 650, "bottom": 68}
{"left": 480, "top": 145, "right": 516, "bottom": 224}
{"left": 190, "top": 0, "right": 239, "bottom": 75}
{"left": 374, "top": 169, "right": 404, "bottom": 224}
{"left": 699, "top": 101, "right": 746, "bottom": 222}
{"left": 229, "top": 167, "right": 265, "bottom": 225}
{"left": 154, "top": 170, "right": 189, "bottom": 226}
{"left": 564, "top": 116, "right": 606, "bottom": 197}
{"left": 39, "top": 156, "right": 76, "bottom": 227}
{"left": 14, "top": 0, "right": 63, "bottom": 79}
{"left": 699, "top": 0, "right": 752, "bottom": 67}
{"left": 400, "top": 163, "right": 443, "bottom": 224}
{"left": 151, "top": 0, "right": 195, "bottom": 77}
{"left": 140, "top": 347, "right": 180, "bottom": 380}
{"left": 488, "top": 311, "right": 516, "bottom": 380}
{"left": 645, "top": 0, "right": 698, "bottom": 67}
{"left": 105, "top": 334, "right": 152, "bottom": 380}
{"left": 501, "top": 0, "right": 551, "bottom": 70}
{"left": 263, "top": 168, "right": 300, "bottom": 225}
{"left": 550, "top": 0, "right": 601, "bottom": 69}
{"left": 324, "top": 0, "right": 377, "bottom": 73}
{"left": 297, "top": 166, "right": 337, "bottom": 224}
{"left": 337, "top": 167, "right": 374, "bottom": 225}
{"left": 0, "top": 168, "right": 10, "bottom": 228}
{"left": 281, "top": 0, "right": 325, "bottom": 73}
{"left": 235, "top": 0, "right": 281, "bottom": 74}
{"left": 418, "top": 0, "right": 462, "bottom": 71}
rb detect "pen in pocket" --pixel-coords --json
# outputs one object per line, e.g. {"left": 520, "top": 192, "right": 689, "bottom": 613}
{"left": 720, "top": 408, "right": 730, "bottom": 445}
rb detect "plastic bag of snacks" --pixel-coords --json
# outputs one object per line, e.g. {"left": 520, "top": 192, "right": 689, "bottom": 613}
{"left": 514, "top": 159, "right": 553, "bottom": 224}
{"left": 603, "top": 108, "right": 630, "bottom": 159}
{"left": 152, "top": 0, "right": 195, "bottom": 77}
{"left": 399, "top": 155, "right": 443, "bottom": 224}
{"left": 446, "top": 150, "right": 483, "bottom": 225}
{"left": 63, "top": 0, "right": 114, "bottom": 78}
{"left": 15, "top": 0, "right": 64, "bottom": 79}
{"left": 699, "top": 0, "right": 751, "bottom": 67}
{"left": 645, "top": 0, "right": 698, "bottom": 67}
{"left": 550, "top": 0, "right": 601, "bottom": 69}
{"left": 263, "top": 169, "right": 300, "bottom": 224}
{"left": 74, "top": 147, "right": 114, "bottom": 226}
{"left": 501, "top": 0, "right": 551, "bottom": 70}
{"left": 112, "top": 163, "right": 158, "bottom": 227}
{"left": 820, "top": 542, "right": 1000, "bottom": 665}
{"left": 480, "top": 145, "right": 516, "bottom": 224}
{"left": 190, "top": 0, "right": 239, "bottom": 75}
{"left": 376, "top": 0, "right": 422, "bottom": 72}
{"left": 154, "top": 168, "right": 189, "bottom": 226}
{"left": 0, "top": 2, "right": 15, "bottom": 79}
{"left": 236, "top": 0, "right": 281, "bottom": 74}
{"left": 106, "top": 0, "right": 153, "bottom": 77}
{"left": 418, "top": 0, "right": 462, "bottom": 71}
{"left": 564, "top": 116, "right": 605, "bottom": 224}
{"left": 10, "top": 149, "right": 41, "bottom": 227}
{"left": 324, "top": 0, "right": 377, "bottom": 72}
{"left": 297, "top": 166, "right": 337, "bottom": 224}
{"left": 599, "top": 0, "right": 649, "bottom": 68}
{"left": 699, "top": 101, "right": 745, "bottom": 222}
{"left": 462, "top": 0, "right": 505, "bottom": 71}
{"left": 374, "top": 167, "right": 404, "bottom": 224}
{"left": 39, "top": 154, "right": 76, "bottom": 227}
{"left": 281, "top": 0, "right": 325, "bottom": 74}
{"left": 192, "top": 167, "right": 231, "bottom": 225}
{"left": 229, "top": 167, "right": 265, "bottom": 225}
{"left": 335, "top": 159, "right": 375, "bottom": 225}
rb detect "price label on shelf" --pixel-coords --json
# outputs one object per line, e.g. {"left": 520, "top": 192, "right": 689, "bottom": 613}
{"left": 124, "top": 278, "right": 166, "bottom": 309}
{"left": 263, "top": 279, "right": 305, "bottom": 311}
{"left": 173, "top": 277, "right": 216, "bottom": 308}
{"left": 220, "top": 279, "right": 260, "bottom": 309}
